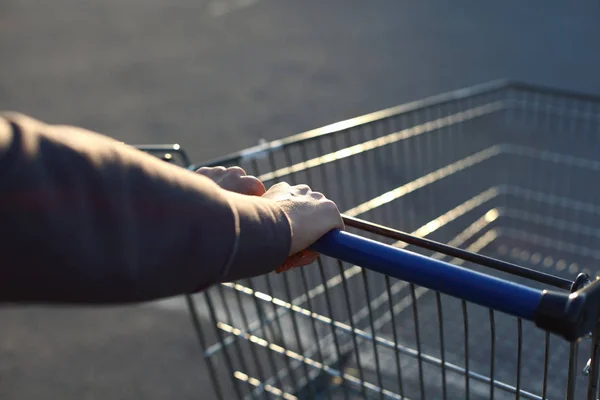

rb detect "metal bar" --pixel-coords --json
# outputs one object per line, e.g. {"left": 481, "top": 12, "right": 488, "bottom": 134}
{"left": 318, "top": 258, "right": 351, "bottom": 399}
{"left": 567, "top": 341, "right": 579, "bottom": 400}
{"left": 336, "top": 128, "right": 364, "bottom": 207}
{"left": 184, "top": 295, "right": 225, "bottom": 400}
{"left": 338, "top": 260, "right": 367, "bottom": 398}
{"left": 231, "top": 284, "right": 270, "bottom": 399}
{"left": 281, "top": 273, "right": 315, "bottom": 398}
{"left": 509, "top": 81, "right": 600, "bottom": 105}
{"left": 541, "top": 332, "right": 549, "bottom": 399}
{"left": 436, "top": 292, "right": 448, "bottom": 400}
{"left": 565, "top": 277, "right": 586, "bottom": 400}
{"left": 299, "top": 266, "right": 333, "bottom": 400}
{"left": 587, "top": 325, "right": 600, "bottom": 400}
{"left": 215, "top": 284, "right": 253, "bottom": 384}
{"left": 264, "top": 274, "right": 301, "bottom": 391}
{"left": 463, "top": 300, "right": 470, "bottom": 400}
{"left": 310, "top": 230, "right": 545, "bottom": 321}
{"left": 386, "top": 276, "right": 405, "bottom": 398}
{"left": 342, "top": 215, "right": 573, "bottom": 290}
{"left": 245, "top": 279, "right": 287, "bottom": 393}
{"left": 361, "top": 269, "right": 385, "bottom": 399}
{"left": 490, "top": 309, "right": 496, "bottom": 400}
{"left": 133, "top": 144, "right": 192, "bottom": 166}
{"left": 357, "top": 121, "right": 392, "bottom": 227}
{"left": 203, "top": 291, "right": 245, "bottom": 399}
{"left": 516, "top": 318, "right": 523, "bottom": 399}
{"left": 411, "top": 283, "right": 426, "bottom": 399}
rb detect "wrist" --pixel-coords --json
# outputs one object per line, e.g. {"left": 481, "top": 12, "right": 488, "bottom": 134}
{"left": 219, "top": 193, "right": 292, "bottom": 282}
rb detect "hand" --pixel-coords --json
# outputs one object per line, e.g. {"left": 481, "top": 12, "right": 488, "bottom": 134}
{"left": 196, "top": 166, "right": 266, "bottom": 196}
{"left": 261, "top": 182, "right": 344, "bottom": 272}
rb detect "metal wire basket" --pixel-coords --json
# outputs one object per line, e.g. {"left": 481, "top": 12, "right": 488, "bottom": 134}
{"left": 138, "top": 80, "right": 600, "bottom": 400}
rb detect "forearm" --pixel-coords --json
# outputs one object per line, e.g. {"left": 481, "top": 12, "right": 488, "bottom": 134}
{"left": 0, "top": 113, "right": 291, "bottom": 304}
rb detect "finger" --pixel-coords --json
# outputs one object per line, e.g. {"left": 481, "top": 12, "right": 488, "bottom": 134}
{"left": 294, "top": 184, "right": 311, "bottom": 195}
{"left": 275, "top": 250, "right": 319, "bottom": 273}
{"left": 321, "top": 199, "right": 345, "bottom": 230}
{"left": 195, "top": 166, "right": 212, "bottom": 175}
{"left": 239, "top": 176, "right": 267, "bottom": 196}
{"left": 267, "top": 182, "right": 291, "bottom": 192}
{"left": 225, "top": 166, "right": 247, "bottom": 178}
{"left": 292, "top": 251, "right": 320, "bottom": 267}
{"left": 310, "top": 191, "right": 324, "bottom": 200}
{"left": 195, "top": 166, "right": 226, "bottom": 178}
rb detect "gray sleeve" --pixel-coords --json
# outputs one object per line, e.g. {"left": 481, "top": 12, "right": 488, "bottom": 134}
{"left": 0, "top": 113, "right": 291, "bottom": 304}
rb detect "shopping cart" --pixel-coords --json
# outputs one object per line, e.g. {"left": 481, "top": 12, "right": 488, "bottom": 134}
{"left": 138, "top": 80, "right": 600, "bottom": 399}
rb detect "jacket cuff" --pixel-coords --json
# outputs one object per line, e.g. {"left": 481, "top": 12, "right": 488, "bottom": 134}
{"left": 218, "top": 193, "right": 292, "bottom": 283}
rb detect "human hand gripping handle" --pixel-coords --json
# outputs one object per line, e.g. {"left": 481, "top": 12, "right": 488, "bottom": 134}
{"left": 196, "top": 166, "right": 266, "bottom": 196}
{"left": 261, "top": 182, "right": 344, "bottom": 272}
{"left": 196, "top": 167, "right": 344, "bottom": 272}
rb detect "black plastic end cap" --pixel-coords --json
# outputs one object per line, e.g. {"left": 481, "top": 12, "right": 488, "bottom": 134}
{"left": 534, "top": 290, "right": 575, "bottom": 340}
{"left": 535, "top": 279, "right": 600, "bottom": 342}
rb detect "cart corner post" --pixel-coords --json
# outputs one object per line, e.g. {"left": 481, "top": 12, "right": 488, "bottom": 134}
{"left": 535, "top": 273, "right": 600, "bottom": 400}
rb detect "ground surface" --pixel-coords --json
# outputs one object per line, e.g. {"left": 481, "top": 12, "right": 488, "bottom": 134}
{"left": 1, "top": 1, "right": 600, "bottom": 399}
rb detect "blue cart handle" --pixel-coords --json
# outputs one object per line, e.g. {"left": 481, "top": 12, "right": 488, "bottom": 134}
{"left": 310, "top": 230, "right": 600, "bottom": 341}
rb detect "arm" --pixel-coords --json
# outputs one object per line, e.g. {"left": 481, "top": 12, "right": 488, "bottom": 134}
{"left": 0, "top": 113, "right": 292, "bottom": 304}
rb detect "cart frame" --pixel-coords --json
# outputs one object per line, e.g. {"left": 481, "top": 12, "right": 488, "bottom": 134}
{"left": 137, "top": 79, "right": 600, "bottom": 400}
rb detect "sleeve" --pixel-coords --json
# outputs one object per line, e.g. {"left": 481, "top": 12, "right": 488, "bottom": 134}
{"left": 0, "top": 113, "right": 292, "bottom": 304}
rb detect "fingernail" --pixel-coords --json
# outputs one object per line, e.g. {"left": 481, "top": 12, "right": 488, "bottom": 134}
{"left": 276, "top": 262, "right": 298, "bottom": 274}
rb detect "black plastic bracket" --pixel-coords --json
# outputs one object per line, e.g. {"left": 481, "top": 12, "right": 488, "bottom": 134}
{"left": 535, "top": 274, "right": 600, "bottom": 342}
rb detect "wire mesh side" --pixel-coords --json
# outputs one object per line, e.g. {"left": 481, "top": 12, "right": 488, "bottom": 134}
{"left": 180, "top": 83, "right": 600, "bottom": 399}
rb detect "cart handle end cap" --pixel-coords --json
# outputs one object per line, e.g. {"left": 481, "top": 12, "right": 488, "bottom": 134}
{"left": 535, "top": 278, "right": 600, "bottom": 342}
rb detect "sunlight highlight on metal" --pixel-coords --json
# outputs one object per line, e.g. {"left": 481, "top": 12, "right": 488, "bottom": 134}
{"left": 233, "top": 371, "right": 298, "bottom": 400}
{"left": 504, "top": 186, "right": 600, "bottom": 215}
{"left": 345, "top": 146, "right": 503, "bottom": 217}
{"left": 498, "top": 228, "right": 600, "bottom": 261}
{"left": 501, "top": 208, "right": 600, "bottom": 237}
{"left": 218, "top": 323, "right": 407, "bottom": 400}
{"left": 258, "top": 102, "right": 504, "bottom": 182}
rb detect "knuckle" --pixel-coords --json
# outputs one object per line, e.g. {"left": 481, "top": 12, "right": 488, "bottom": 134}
{"left": 310, "top": 191, "right": 324, "bottom": 200}
{"left": 226, "top": 166, "right": 246, "bottom": 176}
{"left": 295, "top": 184, "right": 311, "bottom": 193}
{"left": 201, "top": 166, "right": 226, "bottom": 174}
{"left": 322, "top": 199, "right": 338, "bottom": 210}
{"left": 270, "top": 181, "right": 290, "bottom": 191}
